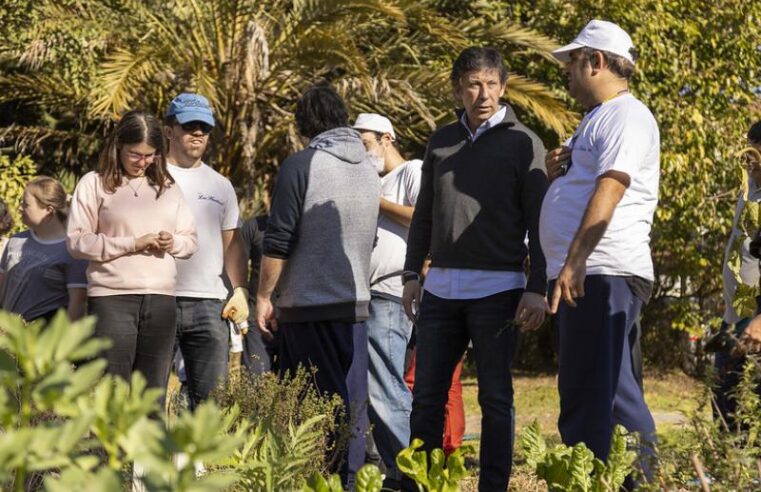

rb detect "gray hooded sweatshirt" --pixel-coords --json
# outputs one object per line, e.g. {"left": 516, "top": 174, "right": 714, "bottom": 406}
{"left": 263, "top": 127, "right": 381, "bottom": 322}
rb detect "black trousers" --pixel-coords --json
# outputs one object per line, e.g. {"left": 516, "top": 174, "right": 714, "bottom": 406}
{"left": 89, "top": 294, "right": 176, "bottom": 393}
{"left": 279, "top": 320, "right": 369, "bottom": 490}
{"left": 406, "top": 289, "right": 522, "bottom": 492}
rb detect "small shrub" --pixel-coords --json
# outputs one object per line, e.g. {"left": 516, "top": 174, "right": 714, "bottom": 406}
{"left": 648, "top": 356, "right": 761, "bottom": 491}
{"left": 211, "top": 367, "right": 346, "bottom": 478}
{"left": 0, "top": 310, "right": 243, "bottom": 491}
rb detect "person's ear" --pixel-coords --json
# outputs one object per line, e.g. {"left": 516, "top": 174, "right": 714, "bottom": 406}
{"left": 591, "top": 51, "right": 605, "bottom": 71}
{"left": 163, "top": 125, "right": 174, "bottom": 141}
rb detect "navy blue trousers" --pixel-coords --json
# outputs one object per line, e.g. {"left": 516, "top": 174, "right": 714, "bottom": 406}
{"left": 279, "top": 320, "right": 369, "bottom": 490}
{"left": 555, "top": 275, "right": 656, "bottom": 473}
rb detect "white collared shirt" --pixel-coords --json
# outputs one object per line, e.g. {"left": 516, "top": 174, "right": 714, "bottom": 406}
{"left": 460, "top": 105, "right": 507, "bottom": 141}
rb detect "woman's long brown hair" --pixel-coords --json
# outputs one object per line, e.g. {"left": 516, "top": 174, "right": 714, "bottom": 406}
{"left": 98, "top": 110, "right": 174, "bottom": 196}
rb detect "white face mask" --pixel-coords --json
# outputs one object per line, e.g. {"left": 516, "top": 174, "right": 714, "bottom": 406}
{"left": 367, "top": 150, "right": 385, "bottom": 174}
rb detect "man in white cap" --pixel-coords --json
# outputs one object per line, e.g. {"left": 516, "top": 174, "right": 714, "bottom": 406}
{"left": 539, "top": 19, "right": 658, "bottom": 475}
{"left": 352, "top": 113, "right": 422, "bottom": 488}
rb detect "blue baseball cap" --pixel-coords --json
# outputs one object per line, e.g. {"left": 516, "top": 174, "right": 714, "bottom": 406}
{"left": 166, "top": 93, "right": 215, "bottom": 127}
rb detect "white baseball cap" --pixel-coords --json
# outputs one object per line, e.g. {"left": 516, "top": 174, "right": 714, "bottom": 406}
{"left": 352, "top": 113, "right": 396, "bottom": 141}
{"left": 552, "top": 20, "right": 636, "bottom": 65}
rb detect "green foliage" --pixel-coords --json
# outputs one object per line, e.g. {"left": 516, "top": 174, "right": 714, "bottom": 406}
{"left": 641, "top": 357, "right": 761, "bottom": 490}
{"left": 521, "top": 421, "right": 637, "bottom": 491}
{"left": 0, "top": 309, "right": 243, "bottom": 491}
{"left": 0, "top": 154, "right": 36, "bottom": 234}
{"left": 211, "top": 367, "right": 346, "bottom": 478}
{"left": 0, "top": 0, "right": 573, "bottom": 207}
{"left": 222, "top": 414, "right": 328, "bottom": 492}
{"left": 505, "top": 0, "right": 761, "bottom": 365}
{"left": 396, "top": 438, "right": 473, "bottom": 491}
{"left": 301, "top": 464, "right": 382, "bottom": 492}
{"left": 301, "top": 470, "right": 345, "bottom": 492}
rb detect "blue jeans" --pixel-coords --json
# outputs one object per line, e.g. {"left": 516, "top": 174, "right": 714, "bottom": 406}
{"left": 406, "top": 289, "right": 522, "bottom": 492}
{"left": 366, "top": 297, "right": 413, "bottom": 479}
{"left": 175, "top": 298, "right": 229, "bottom": 410}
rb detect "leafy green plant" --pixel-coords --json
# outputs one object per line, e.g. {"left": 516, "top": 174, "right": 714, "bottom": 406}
{"left": 0, "top": 310, "right": 243, "bottom": 491}
{"left": 0, "top": 154, "right": 36, "bottom": 234}
{"left": 395, "top": 438, "right": 473, "bottom": 492}
{"left": 301, "top": 470, "right": 345, "bottom": 492}
{"left": 648, "top": 356, "right": 761, "bottom": 491}
{"left": 521, "top": 422, "right": 637, "bottom": 492}
{"left": 211, "top": 367, "right": 346, "bottom": 479}
{"left": 301, "top": 464, "right": 382, "bottom": 492}
{"left": 221, "top": 414, "right": 329, "bottom": 492}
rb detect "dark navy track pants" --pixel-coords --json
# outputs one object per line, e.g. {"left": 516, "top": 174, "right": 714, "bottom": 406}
{"left": 278, "top": 320, "right": 369, "bottom": 490}
{"left": 554, "top": 275, "right": 656, "bottom": 470}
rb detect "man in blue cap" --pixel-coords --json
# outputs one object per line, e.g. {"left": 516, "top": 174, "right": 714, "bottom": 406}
{"left": 164, "top": 93, "right": 249, "bottom": 409}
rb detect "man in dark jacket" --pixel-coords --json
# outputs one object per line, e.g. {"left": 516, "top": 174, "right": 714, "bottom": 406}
{"left": 255, "top": 85, "right": 380, "bottom": 488}
{"left": 402, "top": 47, "right": 549, "bottom": 491}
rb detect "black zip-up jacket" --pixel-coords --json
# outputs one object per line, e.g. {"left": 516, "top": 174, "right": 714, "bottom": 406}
{"left": 404, "top": 105, "right": 549, "bottom": 295}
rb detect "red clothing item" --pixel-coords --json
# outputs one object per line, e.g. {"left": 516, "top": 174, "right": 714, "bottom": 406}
{"left": 405, "top": 350, "right": 465, "bottom": 456}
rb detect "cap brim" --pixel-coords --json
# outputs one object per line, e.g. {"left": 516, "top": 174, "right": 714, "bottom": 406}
{"left": 352, "top": 125, "right": 396, "bottom": 140}
{"left": 551, "top": 42, "right": 584, "bottom": 62}
{"left": 351, "top": 125, "right": 374, "bottom": 132}
{"left": 174, "top": 111, "right": 215, "bottom": 127}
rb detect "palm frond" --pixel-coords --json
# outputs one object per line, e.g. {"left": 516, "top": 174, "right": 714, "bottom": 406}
{"left": 506, "top": 75, "right": 578, "bottom": 137}
{"left": 89, "top": 46, "right": 160, "bottom": 118}
{"left": 481, "top": 22, "right": 561, "bottom": 62}
{"left": 0, "top": 124, "right": 102, "bottom": 171}
{"left": 293, "top": 0, "right": 406, "bottom": 25}
{"left": 0, "top": 73, "right": 82, "bottom": 106}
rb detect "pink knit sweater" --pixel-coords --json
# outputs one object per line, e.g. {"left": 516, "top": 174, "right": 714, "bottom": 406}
{"left": 67, "top": 171, "right": 197, "bottom": 296}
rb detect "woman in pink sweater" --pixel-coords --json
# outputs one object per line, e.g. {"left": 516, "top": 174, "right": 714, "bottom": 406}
{"left": 67, "top": 110, "right": 197, "bottom": 394}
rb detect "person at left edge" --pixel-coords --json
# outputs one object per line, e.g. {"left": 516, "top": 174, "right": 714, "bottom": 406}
{"left": 1, "top": 176, "right": 88, "bottom": 323}
{"left": 164, "top": 93, "right": 249, "bottom": 409}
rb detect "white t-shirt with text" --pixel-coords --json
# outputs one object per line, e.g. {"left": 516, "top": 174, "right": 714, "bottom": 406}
{"left": 539, "top": 94, "right": 660, "bottom": 281}
{"left": 370, "top": 159, "right": 422, "bottom": 298}
{"left": 168, "top": 163, "right": 240, "bottom": 299}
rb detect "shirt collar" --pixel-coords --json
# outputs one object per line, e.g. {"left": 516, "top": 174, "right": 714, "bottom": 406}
{"left": 459, "top": 105, "right": 510, "bottom": 141}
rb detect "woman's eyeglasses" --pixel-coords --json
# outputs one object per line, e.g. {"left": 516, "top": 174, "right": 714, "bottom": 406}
{"left": 125, "top": 151, "right": 157, "bottom": 163}
{"left": 179, "top": 122, "right": 213, "bottom": 135}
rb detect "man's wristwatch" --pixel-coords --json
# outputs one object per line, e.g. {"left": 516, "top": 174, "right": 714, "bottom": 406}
{"left": 401, "top": 271, "right": 421, "bottom": 285}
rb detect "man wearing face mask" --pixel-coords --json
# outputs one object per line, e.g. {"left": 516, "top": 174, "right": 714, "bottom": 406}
{"left": 352, "top": 113, "right": 422, "bottom": 488}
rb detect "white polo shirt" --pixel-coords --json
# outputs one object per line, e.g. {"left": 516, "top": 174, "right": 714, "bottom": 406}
{"left": 539, "top": 93, "right": 660, "bottom": 281}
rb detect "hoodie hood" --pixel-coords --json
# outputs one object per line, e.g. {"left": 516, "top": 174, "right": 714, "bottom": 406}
{"left": 308, "top": 127, "right": 367, "bottom": 164}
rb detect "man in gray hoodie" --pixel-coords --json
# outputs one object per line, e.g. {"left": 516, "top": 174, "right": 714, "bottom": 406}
{"left": 255, "top": 85, "right": 380, "bottom": 488}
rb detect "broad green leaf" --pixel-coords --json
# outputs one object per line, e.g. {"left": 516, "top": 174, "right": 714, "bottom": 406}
{"left": 355, "top": 463, "right": 383, "bottom": 492}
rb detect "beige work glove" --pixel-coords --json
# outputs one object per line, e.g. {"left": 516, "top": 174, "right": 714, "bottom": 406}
{"left": 222, "top": 286, "right": 250, "bottom": 328}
